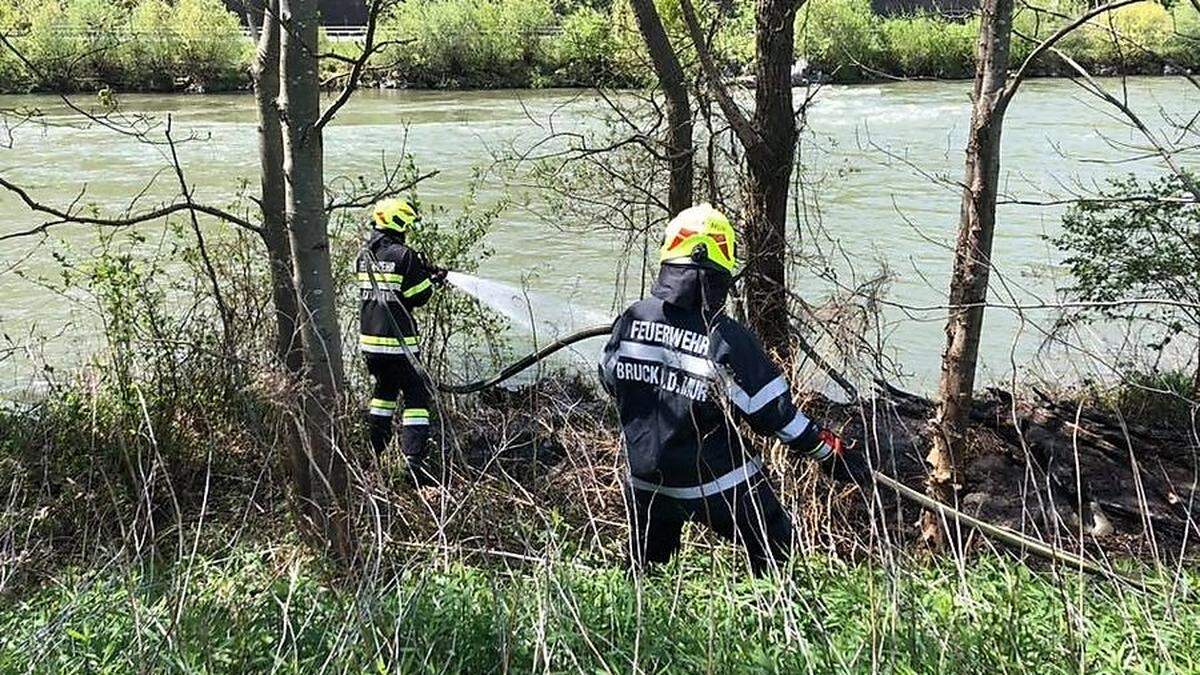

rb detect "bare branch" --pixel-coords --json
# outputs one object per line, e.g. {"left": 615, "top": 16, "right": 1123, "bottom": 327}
{"left": 315, "top": 0, "right": 411, "bottom": 131}
{"left": 325, "top": 170, "right": 441, "bottom": 212}
{"left": 1003, "top": 0, "right": 1144, "bottom": 103}
{"left": 0, "top": 176, "right": 261, "bottom": 243}
{"left": 1052, "top": 47, "right": 1200, "bottom": 204}
{"left": 676, "top": 0, "right": 767, "bottom": 161}
{"left": 164, "top": 115, "right": 235, "bottom": 348}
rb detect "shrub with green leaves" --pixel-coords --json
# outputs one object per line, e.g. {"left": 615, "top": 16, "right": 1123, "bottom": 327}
{"left": 882, "top": 14, "right": 976, "bottom": 78}
{"left": 1051, "top": 171, "right": 1200, "bottom": 397}
{"left": 796, "top": 0, "right": 889, "bottom": 81}
{"left": 546, "top": 6, "right": 626, "bottom": 85}
{"left": 121, "top": 0, "right": 178, "bottom": 89}
{"left": 1170, "top": 1, "right": 1200, "bottom": 65}
{"left": 169, "top": 0, "right": 247, "bottom": 88}
{"left": 1081, "top": 1, "right": 1178, "bottom": 70}
{"left": 0, "top": 0, "right": 1195, "bottom": 93}
{"left": 380, "top": 0, "right": 556, "bottom": 87}
{"left": 2, "top": 0, "right": 248, "bottom": 92}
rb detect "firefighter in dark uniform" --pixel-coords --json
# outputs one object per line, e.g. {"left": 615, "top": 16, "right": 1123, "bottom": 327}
{"left": 358, "top": 198, "right": 446, "bottom": 484}
{"left": 599, "top": 204, "right": 873, "bottom": 574}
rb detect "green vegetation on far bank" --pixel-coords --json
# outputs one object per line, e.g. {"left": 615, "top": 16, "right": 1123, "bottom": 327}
{"left": 0, "top": 0, "right": 1194, "bottom": 93}
{"left": 0, "top": 0, "right": 248, "bottom": 92}
{"left": 2, "top": 543, "right": 1197, "bottom": 673}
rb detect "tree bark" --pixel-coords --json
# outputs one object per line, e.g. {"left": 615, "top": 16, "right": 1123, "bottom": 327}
{"left": 926, "top": 0, "right": 1013, "bottom": 545}
{"left": 1192, "top": 348, "right": 1200, "bottom": 401}
{"left": 742, "top": 0, "right": 798, "bottom": 363}
{"left": 279, "top": 0, "right": 350, "bottom": 558}
{"left": 251, "top": 0, "right": 302, "bottom": 375}
{"left": 250, "top": 0, "right": 313, "bottom": 525}
{"left": 628, "top": 0, "right": 693, "bottom": 216}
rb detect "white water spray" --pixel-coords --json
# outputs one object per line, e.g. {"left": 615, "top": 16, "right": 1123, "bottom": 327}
{"left": 445, "top": 271, "right": 610, "bottom": 340}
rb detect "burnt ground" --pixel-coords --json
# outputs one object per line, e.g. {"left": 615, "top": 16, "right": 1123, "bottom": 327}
{"left": 850, "top": 383, "right": 1200, "bottom": 559}
{"left": 6, "top": 373, "right": 1195, "bottom": 596}
{"left": 427, "top": 376, "right": 1200, "bottom": 564}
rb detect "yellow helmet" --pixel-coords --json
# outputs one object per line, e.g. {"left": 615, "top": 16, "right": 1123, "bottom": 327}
{"left": 372, "top": 198, "right": 419, "bottom": 233}
{"left": 660, "top": 204, "right": 736, "bottom": 273}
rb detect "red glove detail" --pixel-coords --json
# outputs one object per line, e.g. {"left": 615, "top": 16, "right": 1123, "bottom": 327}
{"left": 817, "top": 428, "right": 844, "bottom": 456}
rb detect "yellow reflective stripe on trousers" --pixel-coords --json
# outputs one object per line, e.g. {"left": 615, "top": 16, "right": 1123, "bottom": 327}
{"left": 402, "top": 408, "right": 430, "bottom": 426}
{"left": 360, "top": 335, "right": 420, "bottom": 355}
{"left": 403, "top": 278, "right": 433, "bottom": 298}
{"left": 368, "top": 398, "right": 397, "bottom": 417}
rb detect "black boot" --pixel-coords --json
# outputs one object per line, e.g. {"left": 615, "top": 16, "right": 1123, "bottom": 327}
{"left": 365, "top": 411, "right": 393, "bottom": 455}
{"left": 404, "top": 453, "right": 440, "bottom": 488}
{"left": 401, "top": 425, "right": 437, "bottom": 486}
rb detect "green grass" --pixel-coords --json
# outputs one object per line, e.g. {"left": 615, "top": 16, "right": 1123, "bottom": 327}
{"left": 3, "top": 542, "right": 1197, "bottom": 673}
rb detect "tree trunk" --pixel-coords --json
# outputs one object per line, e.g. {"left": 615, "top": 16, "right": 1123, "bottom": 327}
{"left": 1192, "top": 348, "right": 1200, "bottom": 401}
{"left": 743, "top": 0, "right": 798, "bottom": 363}
{"left": 628, "top": 0, "right": 693, "bottom": 216}
{"left": 252, "top": 0, "right": 303, "bottom": 375}
{"left": 250, "top": 0, "right": 313, "bottom": 523}
{"left": 925, "top": 0, "right": 1013, "bottom": 545}
{"left": 279, "top": 0, "right": 351, "bottom": 558}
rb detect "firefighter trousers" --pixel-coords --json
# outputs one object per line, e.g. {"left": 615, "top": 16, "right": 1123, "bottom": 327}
{"left": 625, "top": 472, "right": 792, "bottom": 576}
{"left": 364, "top": 353, "right": 432, "bottom": 458}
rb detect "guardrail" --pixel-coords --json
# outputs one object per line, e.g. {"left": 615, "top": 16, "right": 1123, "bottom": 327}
{"left": 4, "top": 24, "right": 564, "bottom": 41}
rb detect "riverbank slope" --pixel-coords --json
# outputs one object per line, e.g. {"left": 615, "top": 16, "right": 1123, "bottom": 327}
{"left": 0, "top": 0, "right": 1194, "bottom": 93}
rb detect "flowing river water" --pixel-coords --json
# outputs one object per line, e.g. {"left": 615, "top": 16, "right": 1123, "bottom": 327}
{"left": 0, "top": 78, "right": 1193, "bottom": 395}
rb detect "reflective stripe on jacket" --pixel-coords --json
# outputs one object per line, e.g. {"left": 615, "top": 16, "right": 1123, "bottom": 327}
{"left": 357, "top": 229, "right": 434, "bottom": 354}
{"left": 599, "top": 263, "right": 826, "bottom": 491}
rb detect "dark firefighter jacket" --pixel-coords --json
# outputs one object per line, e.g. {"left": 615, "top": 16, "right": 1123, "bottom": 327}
{"left": 599, "top": 263, "right": 830, "bottom": 493}
{"left": 357, "top": 228, "right": 434, "bottom": 355}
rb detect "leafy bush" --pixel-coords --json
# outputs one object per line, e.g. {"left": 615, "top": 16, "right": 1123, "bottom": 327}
{"left": 796, "top": 0, "right": 889, "bottom": 81}
{"left": 2, "top": 0, "right": 248, "bottom": 93}
{"left": 713, "top": 0, "right": 757, "bottom": 71}
{"left": 1170, "top": 1, "right": 1200, "bottom": 65}
{"left": 1051, "top": 171, "right": 1200, "bottom": 399}
{"left": 169, "top": 0, "right": 247, "bottom": 88}
{"left": 1006, "top": 0, "right": 1090, "bottom": 70}
{"left": 380, "top": 0, "right": 555, "bottom": 87}
{"left": 546, "top": 6, "right": 629, "bottom": 85}
{"left": 0, "top": 0, "right": 1195, "bottom": 92}
{"left": 18, "top": 2, "right": 79, "bottom": 89}
{"left": 122, "top": 0, "right": 178, "bottom": 89}
{"left": 882, "top": 14, "right": 976, "bottom": 78}
{"left": 1081, "top": 1, "right": 1177, "bottom": 70}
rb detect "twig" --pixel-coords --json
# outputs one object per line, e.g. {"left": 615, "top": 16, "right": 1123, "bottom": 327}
{"left": 676, "top": 0, "right": 768, "bottom": 162}
{"left": 0, "top": 177, "right": 259, "bottom": 242}
{"left": 1002, "top": 0, "right": 1145, "bottom": 104}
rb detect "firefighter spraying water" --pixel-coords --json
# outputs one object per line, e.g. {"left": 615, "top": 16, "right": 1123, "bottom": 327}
{"left": 376, "top": 202, "right": 1140, "bottom": 587}
{"left": 357, "top": 198, "right": 448, "bottom": 486}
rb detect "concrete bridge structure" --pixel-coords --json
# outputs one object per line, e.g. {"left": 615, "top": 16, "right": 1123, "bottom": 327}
{"left": 223, "top": 0, "right": 370, "bottom": 26}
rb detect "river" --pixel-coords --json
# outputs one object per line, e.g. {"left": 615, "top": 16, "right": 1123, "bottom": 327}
{"left": 0, "top": 78, "right": 1194, "bottom": 394}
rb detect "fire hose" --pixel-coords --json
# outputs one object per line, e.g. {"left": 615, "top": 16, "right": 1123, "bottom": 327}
{"left": 436, "top": 324, "right": 612, "bottom": 394}
{"left": 438, "top": 323, "right": 1147, "bottom": 591}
